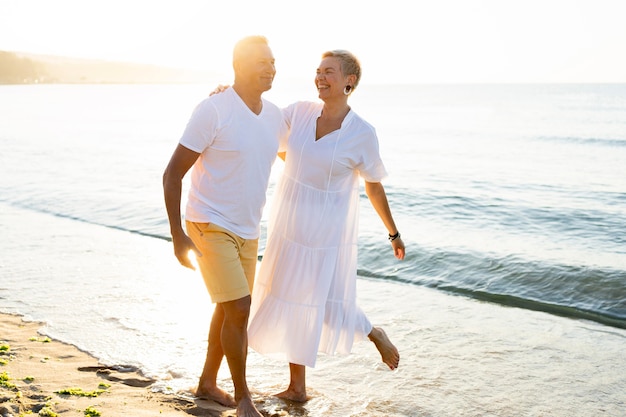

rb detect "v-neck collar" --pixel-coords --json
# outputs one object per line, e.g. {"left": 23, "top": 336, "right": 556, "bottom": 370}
{"left": 314, "top": 107, "right": 353, "bottom": 142}
{"left": 230, "top": 88, "right": 264, "bottom": 118}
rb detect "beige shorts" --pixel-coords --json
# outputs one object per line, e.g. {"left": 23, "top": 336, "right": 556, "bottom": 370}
{"left": 186, "top": 221, "right": 258, "bottom": 304}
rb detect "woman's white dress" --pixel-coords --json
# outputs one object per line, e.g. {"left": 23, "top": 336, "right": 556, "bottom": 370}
{"left": 248, "top": 101, "right": 388, "bottom": 367}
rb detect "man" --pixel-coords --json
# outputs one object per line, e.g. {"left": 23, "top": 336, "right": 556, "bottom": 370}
{"left": 162, "top": 35, "right": 285, "bottom": 417}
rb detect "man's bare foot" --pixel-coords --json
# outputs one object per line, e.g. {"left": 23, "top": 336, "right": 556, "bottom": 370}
{"left": 275, "top": 387, "right": 309, "bottom": 403}
{"left": 368, "top": 326, "right": 400, "bottom": 370}
{"left": 236, "top": 396, "right": 263, "bottom": 417}
{"left": 192, "top": 386, "right": 237, "bottom": 408}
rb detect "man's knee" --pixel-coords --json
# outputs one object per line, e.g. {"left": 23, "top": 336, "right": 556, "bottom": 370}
{"left": 221, "top": 296, "right": 251, "bottom": 325}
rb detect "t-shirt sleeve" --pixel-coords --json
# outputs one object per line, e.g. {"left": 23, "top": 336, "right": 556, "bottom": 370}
{"left": 179, "top": 99, "right": 218, "bottom": 153}
{"left": 278, "top": 106, "right": 292, "bottom": 153}
{"left": 279, "top": 102, "right": 301, "bottom": 153}
{"left": 357, "top": 131, "right": 388, "bottom": 182}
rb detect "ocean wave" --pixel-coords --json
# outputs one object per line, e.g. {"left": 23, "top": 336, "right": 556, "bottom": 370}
{"left": 4, "top": 196, "right": 625, "bottom": 330}
{"left": 1, "top": 200, "right": 171, "bottom": 241}
{"left": 357, "top": 247, "right": 626, "bottom": 330}
{"left": 386, "top": 187, "right": 626, "bottom": 252}
{"left": 538, "top": 135, "right": 626, "bottom": 147}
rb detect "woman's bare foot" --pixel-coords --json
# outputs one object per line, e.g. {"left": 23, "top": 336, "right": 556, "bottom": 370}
{"left": 275, "top": 387, "right": 309, "bottom": 403}
{"left": 192, "top": 385, "right": 237, "bottom": 408}
{"left": 275, "top": 363, "right": 308, "bottom": 402}
{"left": 236, "top": 396, "right": 263, "bottom": 417}
{"left": 368, "top": 326, "right": 400, "bottom": 370}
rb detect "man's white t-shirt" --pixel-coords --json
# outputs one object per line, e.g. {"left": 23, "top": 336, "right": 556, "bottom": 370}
{"left": 179, "top": 87, "right": 286, "bottom": 239}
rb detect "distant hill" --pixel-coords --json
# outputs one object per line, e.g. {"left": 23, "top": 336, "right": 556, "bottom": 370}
{"left": 0, "top": 51, "right": 219, "bottom": 84}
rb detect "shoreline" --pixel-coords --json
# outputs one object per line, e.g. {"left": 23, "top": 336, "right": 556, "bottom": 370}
{"left": 2, "top": 203, "right": 626, "bottom": 416}
{"left": 0, "top": 313, "right": 240, "bottom": 417}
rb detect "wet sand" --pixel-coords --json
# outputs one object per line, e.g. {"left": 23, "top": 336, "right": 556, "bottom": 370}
{"left": 0, "top": 313, "right": 250, "bottom": 417}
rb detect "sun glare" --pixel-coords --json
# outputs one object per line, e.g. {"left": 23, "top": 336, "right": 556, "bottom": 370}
{"left": 188, "top": 250, "right": 199, "bottom": 271}
{"left": 1, "top": 0, "right": 625, "bottom": 83}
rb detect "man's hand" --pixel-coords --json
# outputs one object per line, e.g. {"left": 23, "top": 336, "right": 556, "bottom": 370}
{"left": 173, "top": 233, "right": 202, "bottom": 270}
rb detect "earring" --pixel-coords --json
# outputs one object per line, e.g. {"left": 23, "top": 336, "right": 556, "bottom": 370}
{"left": 343, "top": 85, "right": 352, "bottom": 95}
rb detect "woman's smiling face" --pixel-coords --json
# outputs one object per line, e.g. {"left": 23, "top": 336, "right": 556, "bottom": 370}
{"left": 315, "top": 56, "right": 345, "bottom": 99}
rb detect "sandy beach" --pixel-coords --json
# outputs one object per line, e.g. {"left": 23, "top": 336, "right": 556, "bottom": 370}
{"left": 0, "top": 313, "right": 247, "bottom": 417}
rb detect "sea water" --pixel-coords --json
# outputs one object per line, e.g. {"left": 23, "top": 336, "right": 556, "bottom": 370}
{"left": 1, "top": 82, "right": 625, "bottom": 416}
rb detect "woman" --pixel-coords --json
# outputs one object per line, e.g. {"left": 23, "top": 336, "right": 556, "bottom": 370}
{"left": 247, "top": 50, "right": 405, "bottom": 402}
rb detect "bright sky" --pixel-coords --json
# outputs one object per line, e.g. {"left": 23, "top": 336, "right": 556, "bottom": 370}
{"left": 1, "top": 0, "right": 625, "bottom": 84}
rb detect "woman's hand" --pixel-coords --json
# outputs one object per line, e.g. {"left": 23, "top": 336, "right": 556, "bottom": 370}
{"left": 391, "top": 236, "right": 405, "bottom": 260}
{"left": 209, "top": 84, "right": 231, "bottom": 96}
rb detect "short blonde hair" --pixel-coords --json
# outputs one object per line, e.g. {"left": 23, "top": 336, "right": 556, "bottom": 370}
{"left": 233, "top": 35, "right": 269, "bottom": 65}
{"left": 321, "top": 50, "right": 362, "bottom": 88}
